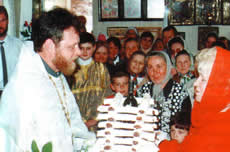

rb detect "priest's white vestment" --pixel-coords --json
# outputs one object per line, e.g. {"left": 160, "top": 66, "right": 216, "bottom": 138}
{"left": 0, "top": 41, "right": 95, "bottom": 152}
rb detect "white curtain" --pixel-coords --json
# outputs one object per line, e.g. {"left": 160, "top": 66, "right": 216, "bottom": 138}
{"left": 3, "top": 0, "right": 32, "bottom": 39}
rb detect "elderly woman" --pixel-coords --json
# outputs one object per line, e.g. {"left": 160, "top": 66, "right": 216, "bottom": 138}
{"left": 173, "top": 50, "right": 196, "bottom": 106}
{"left": 139, "top": 51, "right": 191, "bottom": 136}
{"left": 159, "top": 47, "right": 230, "bottom": 152}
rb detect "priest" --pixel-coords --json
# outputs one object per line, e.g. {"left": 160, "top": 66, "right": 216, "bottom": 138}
{"left": 0, "top": 8, "right": 95, "bottom": 152}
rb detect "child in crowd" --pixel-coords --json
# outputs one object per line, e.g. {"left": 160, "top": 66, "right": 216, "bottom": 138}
{"left": 127, "top": 51, "right": 148, "bottom": 97}
{"left": 124, "top": 38, "right": 139, "bottom": 59}
{"left": 93, "top": 40, "right": 109, "bottom": 64}
{"left": 71, "top": 32, "right": 112, "bottom": 132}
{"left": 170, "top": 112, "right": 191, "bottom": 143}
{"left": 173, "top": 50, "right": 196, "bottom": 106}
{"left": 109, "top": 71, "right": 129, "bottom": 97}
{"left": 106, "top": 37, "right": 126, "bottom": 75}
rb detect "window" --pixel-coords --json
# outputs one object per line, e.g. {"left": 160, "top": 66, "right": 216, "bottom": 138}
{"left": 99, "top": 0, "right": 165, "bottom": 21}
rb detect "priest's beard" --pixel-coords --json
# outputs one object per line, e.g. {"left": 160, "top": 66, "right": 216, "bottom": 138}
{"left": 53, "top": 51, "right": 76, "bottom": 76}
{"left": 0, "top": 26, "right": 7, "bottom": 37}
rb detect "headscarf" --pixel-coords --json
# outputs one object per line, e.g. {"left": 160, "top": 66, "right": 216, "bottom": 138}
{"left": 182, "top": 47, "right": 230, "bottom": 152}
{"left": 192, "top": 47, "right": 230, "bottom": 125}
{"left": 159, "top": 47, "right": 230, "bottom": 152}
{"left": 146, "top": 51, "right": 173, "bottom": 100}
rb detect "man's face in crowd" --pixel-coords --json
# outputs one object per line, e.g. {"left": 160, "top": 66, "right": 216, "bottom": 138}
{"left": 53, "top": 26, "right": 82, "bottom": 76}
{"left": 0, "top": 13, "right": 8, "bottom": 38}
{"left": 205, "top": 36, "right": 216, "bottom": 48}
{"left": 163, "top": 29, "right": 175, "bottom": 49}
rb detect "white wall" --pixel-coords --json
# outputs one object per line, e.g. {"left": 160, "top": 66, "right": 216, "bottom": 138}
{"left": 93, "top": 1, "right": 230, "bottom": 55}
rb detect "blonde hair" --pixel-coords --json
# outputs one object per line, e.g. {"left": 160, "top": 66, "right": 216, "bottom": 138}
{"left": 196, "top": 47, "right": 217, "bottom": 75}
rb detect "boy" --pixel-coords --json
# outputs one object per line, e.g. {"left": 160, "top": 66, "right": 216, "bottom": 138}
{"left": 170, "top": 112, "right": 191, "bottom": 143}
{"left": 71, "top": 32, "right": 112, "bottom": 132}
{"left": 109, "top": 71, "right": 129, "bottom": 97}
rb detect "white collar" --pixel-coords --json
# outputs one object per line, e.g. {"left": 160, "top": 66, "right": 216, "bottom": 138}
{"left": 113, "top": 56, "right": 120, "bottom": 65}
{"left": 77, "top": 57, "right": 93, "bottom": 66}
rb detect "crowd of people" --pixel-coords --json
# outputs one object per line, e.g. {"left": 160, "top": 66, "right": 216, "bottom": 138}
{"left": 0, "top": 6, "right": 229, "bottom": 152}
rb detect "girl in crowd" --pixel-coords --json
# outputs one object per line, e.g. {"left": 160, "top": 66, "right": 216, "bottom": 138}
{"left": 152, "top": 38, "right": 164, "bottom": 51}
{"left": 127, "top": 51, "right": 148, "bottom": 96}
{"left": 93, "top": 40, "right": 109, "bottom": 64}
{"left": 173, "top": 50, "right": 196, "bottom": 106}
{"left": 124, "top": 38, "right": 139, "bottom": 60}
{"left": 159, "top": 47, "right": 230, "bottom": 152}
{"left": 139, "top": 51, "right": 191, "bottom": 137}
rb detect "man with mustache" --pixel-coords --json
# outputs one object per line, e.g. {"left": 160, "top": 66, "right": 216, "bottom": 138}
{"left": 0, "top": 8, "right": 95, "bottom": 152}
{"left": 0, "top": 6, "right": 22, "bottom": 96}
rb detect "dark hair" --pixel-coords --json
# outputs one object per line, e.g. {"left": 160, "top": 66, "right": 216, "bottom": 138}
{"left": 95, "top": 40, "right": 109, "bottom": 51}
{"left": 168, "top": 37, "right": 184, "bottom": 49}
{"left": 162, "top": 25, "right": 178, "bottom": 37}
{"left": 107, "top": 37, "right": 121, "bottom": 50}
{"left": 111, "top": 71, "right": 129, "bottom": 84}
{"left": 0, "top": 6, "right": 8, "bottom": 20}
{"left": 219, "top": 36, "right": 228, "bottom": 42}
{"left": 212, "top": 40, "right": 226, "bottom": 49}
{"left": 129, "top": 50, "right": 146, "bottom": 61}
{"left": 124, "top": 37, "right": 139, "bottom": 49}
{"left": 175, "top": 49, "right": 190, "bottom": 61}
{"left": 140, "top": 31, "right": 154, "bottom": 42}
{"left": 206, "top": 32, "right": 218, "bottom": 41}
{"left": 170, "top": 112, "right": 191, "bottom": 131}
{"left": 79, "top": 32, "right": 95, "bottom": 45}
{"left": 32, "top": 8, "right": 78, "bottom": 52}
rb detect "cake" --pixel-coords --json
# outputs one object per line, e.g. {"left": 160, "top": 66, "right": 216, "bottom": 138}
{"left": 91, "top": 93, "right": 160, "bottom": 152}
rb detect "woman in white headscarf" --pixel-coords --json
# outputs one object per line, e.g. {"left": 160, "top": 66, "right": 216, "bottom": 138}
{"left": 139, "top": 51, "right": 191, "bottom": 136}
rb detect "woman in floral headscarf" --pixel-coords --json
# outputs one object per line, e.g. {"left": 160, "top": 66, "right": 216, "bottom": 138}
{"left": 159, "top": 47, "right": 230, "bottom": 152}
{"left": 139, "top": 51, "right": 191, "bottom": 137}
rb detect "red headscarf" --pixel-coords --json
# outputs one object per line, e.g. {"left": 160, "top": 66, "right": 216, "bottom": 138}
{"left": 159, "top": 47, "right": 230, "bottom": 152}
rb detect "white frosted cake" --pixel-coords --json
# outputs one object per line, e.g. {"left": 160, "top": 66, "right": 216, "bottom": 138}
{"left": 91, "top": 93, "right": 160, "bottom": 152}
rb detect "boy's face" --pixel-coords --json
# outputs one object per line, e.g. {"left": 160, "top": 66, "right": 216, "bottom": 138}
{"left": 141, "top": 37, "right": 153, "bottom": 50}
{"left": 111, "top": 76, "right": 129, "bottom": 96}
{"left": 79, "top": 42, "right": 95, "bottom": 60}
{"left": 170, "top": 125, "right": 189, "bottom": 143}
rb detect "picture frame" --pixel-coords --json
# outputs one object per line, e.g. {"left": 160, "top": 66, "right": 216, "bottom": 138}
{"left": 167, "top": 0, "right": 194, "bottom": 25}
{"left": 107, "top": 27, "right": 162, "bottom": 41}
{"left": 100, "top": 0, "right": 119, "bottom": 19}
{"left": 107, "top": 27, "right": 128, "bottom": 40}
{"left": 99, "top": 0, "right": 164, "bottom": 21}
{"left": 223, "top": 0, "right": 230, "bottom": 24}
{"left": 167, "top": 0, "right": 229, "bottom": 25}
{"left": 198, "top": 27, "right": 219, "bottom": 50}
{"left": 124, "top": 0, "right": 141, "bottom": 18}
{"left": 195, "top": 0, "right": 221, "bottom": 25}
